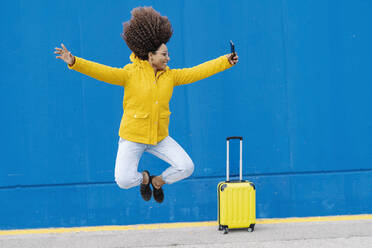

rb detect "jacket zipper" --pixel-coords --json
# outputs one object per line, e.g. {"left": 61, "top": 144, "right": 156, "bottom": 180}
{"left": 151, "top": 71, "right": 165, "bottom": 144}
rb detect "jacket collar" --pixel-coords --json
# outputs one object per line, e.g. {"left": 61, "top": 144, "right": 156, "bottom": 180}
{"left": 129, "top": 53, "right": 169, "bottom": 72}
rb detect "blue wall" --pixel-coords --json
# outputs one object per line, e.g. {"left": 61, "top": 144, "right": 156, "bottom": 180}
{"left": 1, "top": 0, "right": 372, "bottom": 229}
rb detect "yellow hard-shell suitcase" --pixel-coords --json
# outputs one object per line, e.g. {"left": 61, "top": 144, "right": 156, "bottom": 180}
{"left": 217, "top": 137, "right": 256, "bottom": 234}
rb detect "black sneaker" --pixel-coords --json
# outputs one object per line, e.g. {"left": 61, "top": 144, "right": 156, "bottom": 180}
{"left": 150, "top": 176, "right": 164, "bottom": 203}
{"left": 140, "top": 170, "right": 152, "bottom": 201}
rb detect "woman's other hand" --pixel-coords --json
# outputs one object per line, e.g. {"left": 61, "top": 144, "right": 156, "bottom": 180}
{"left": 54, "top": 43, "right": 75, "bottom": 66}
{"left": 227, "top": 53, "right": 239, "bottom": 65}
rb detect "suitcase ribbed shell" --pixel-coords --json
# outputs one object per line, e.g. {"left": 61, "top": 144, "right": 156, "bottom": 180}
{"left": 218, "top": 181, "right": 256, "bottom": 229}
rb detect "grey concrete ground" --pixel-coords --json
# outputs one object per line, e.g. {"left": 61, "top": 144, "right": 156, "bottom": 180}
{"left": 1, "top": 219, "right": 372, "bottom": 248}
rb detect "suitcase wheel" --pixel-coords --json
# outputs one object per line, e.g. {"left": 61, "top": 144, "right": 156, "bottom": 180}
{"left": 247, "top": 224, "right": 255, "bottom": 232}
{"left": 218, "top": 225, "right": 223, "bottom": 231}
{"left": 223, "top": 227, "right": 229, "bottom": 234}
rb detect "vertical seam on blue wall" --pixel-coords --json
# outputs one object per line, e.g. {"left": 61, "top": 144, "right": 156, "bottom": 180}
{"left": 280, "top": 0, "right": 293, "bottom": 170}
{"left": 78, "top": 12, "right": 91, "bottom": 179}
{"left": 181, "top": 0, "right": 192, "bottom": 153}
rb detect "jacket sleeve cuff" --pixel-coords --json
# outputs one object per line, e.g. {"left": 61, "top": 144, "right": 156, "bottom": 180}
{"left": 67, "top": 57, "right": 79, "bottom": 70}
{"left": 222, "top": 54, "right": 234, "bottom": 69}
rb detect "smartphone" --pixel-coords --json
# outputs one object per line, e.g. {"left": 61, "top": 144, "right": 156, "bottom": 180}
{"left": 230, "top": 40, "right": 235, "bottom": 54}
{"left": 230, "top": 40, "right": 236, "bottom": 59}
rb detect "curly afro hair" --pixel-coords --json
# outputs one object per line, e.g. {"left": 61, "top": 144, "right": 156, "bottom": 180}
{"left": 122, "top": 7, "right": 173, "bottom": 60}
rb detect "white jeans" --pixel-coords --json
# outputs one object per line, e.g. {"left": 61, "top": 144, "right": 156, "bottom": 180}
{"left": 114, "top": 136, "right": 194, "bottom": 189}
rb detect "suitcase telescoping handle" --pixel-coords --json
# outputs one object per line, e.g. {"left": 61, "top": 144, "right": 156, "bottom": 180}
{"left": 226, "top": 136, "right": 243, "bottom": 181}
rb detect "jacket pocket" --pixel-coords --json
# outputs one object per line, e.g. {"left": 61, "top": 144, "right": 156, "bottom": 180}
{"left": 160, "top": 111, "right": 171, "bottom": 118}
{"left": 133, "top": 113, "right": 150, "bottom": 119}
{"left": 123, "top": 110, "right": 150, "bottom": 139}
{"left": 158, "top": 111, "right": 171, "bottom": 139}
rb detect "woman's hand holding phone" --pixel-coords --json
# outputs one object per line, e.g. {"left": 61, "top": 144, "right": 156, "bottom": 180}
{"left": 227, "top": 40, "right": 238, "bottom": 65}
{"left": 227, "top": 53, "right": 239, "bottom": 65}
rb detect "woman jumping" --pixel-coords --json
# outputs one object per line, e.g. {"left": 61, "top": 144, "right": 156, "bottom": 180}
{"left": 54, "top": 6, "right": 238, "bottom": 203}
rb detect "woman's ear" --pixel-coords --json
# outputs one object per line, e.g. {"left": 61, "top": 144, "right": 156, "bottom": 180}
{"left": 148, "top": 52, "right": 153, "bottom": 62}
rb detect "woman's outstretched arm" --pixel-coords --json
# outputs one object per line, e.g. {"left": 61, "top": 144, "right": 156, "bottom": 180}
{"left": 172, "top": 53, "right": 238, "bottom": 86}
{"left": 54, "top": 43, "right": 130, "bottom": 87}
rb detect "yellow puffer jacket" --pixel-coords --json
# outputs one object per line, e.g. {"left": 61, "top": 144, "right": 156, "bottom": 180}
{"left": 69, "top": 53, "right": 233, "bottom": 145}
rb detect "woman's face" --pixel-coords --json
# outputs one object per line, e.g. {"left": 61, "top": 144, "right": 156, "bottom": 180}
{"left": 149, "top": 44, "right": 170, "bottom": 71}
